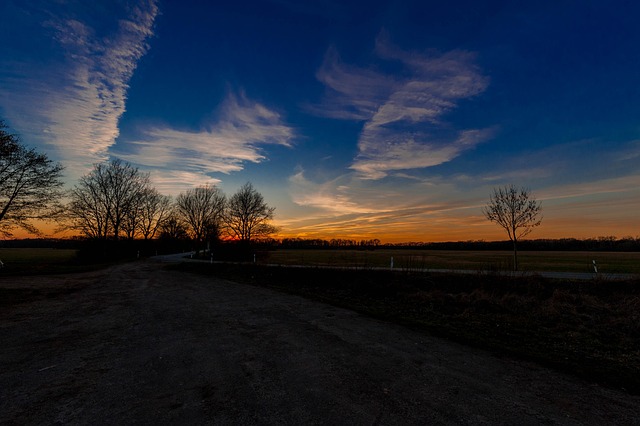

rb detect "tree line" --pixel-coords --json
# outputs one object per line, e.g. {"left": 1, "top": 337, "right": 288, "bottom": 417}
{"left": 279, "top": 238, "right": 381, "bottom": 249}
{"left": 5, "top": 235, "right": 640, "bottom": 254}
{"left": 276, "top": 237, "right": 640, "bottom": 252}
{"left": 65, "top": 159, "right": 276, "bottom": 252}
{"left": 0, "top": 121, "right": 276, "bottom": 257}
{"left": 1, "top": 121, "right": 636, "bottom": 264}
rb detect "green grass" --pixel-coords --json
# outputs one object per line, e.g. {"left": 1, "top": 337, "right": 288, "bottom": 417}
{"left": 261, "top": 249, "right": 640, "bottom": 274}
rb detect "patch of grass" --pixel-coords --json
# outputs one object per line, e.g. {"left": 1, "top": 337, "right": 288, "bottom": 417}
{"left": 0, "top": 248, "right": 77, "bottom": 263}
{"left": 171, "top": 262, "right": 640, "bottom": 394}
{"left": 0, "top": 248, "right": 110, "bottom": 275}
{"left": 261, "top": 249, "right": 640, "bottom": 274}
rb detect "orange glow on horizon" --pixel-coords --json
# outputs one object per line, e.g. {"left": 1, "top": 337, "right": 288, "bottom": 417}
{"left": 273, "top": 217, "right": 638, "bottom": 244}
{"left": 4, "top": 213, "right": 637, "bottom": 244}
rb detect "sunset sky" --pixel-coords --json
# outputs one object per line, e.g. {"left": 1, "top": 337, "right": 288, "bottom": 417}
{"left": 1, "top": 1, "right": 639, "bottom": 242}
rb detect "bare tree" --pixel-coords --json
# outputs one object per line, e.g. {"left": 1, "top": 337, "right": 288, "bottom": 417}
{"left": 0, "top": 121, "right": 64, "bottom": 237}
{"left": 224, "top": 182, "right": 276, "bottom": 243}
{"left": 121, "top": 187, "right": 171, "bottom": 240}
{"left": 138, "top": 189, "right": 171, "bottom": 240}
{"left": 158, "top": 211, "right": 189, "bottom": 241}
{"left": 67, "top": 159, "right": 150, "bottom": 240}
{"left": 106, "top": 160, "right": 150, "bottom": 240}
{"left": 68, "top": 174, "right": 110, "bottom": 239}
{"left": 482, "top": 185, "right": 542, "bottom": 271}
{"left": 122, "top": 195, "right": 143, "bottom": 240}
{"left": 176, "top": 185, "right": 225, "bottom": 253}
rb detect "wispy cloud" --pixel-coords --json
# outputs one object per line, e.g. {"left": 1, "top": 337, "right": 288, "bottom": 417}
{"left": 475, "top": 138, "right": 640, "bottom": 190}
{"left": 0, "top": 0, "right": 158, "bottom": 179}
{"left": 288, "top": 168, "right": 384, "bottom": 214}
{"left": 281, "top": 168, "right": 495, "bottom": 241}
{"left": 312, "top": 33, "right": 493, "bottom": 179}
{"left": 354, "top": 128, "right": 496, "bottom": 180}
{"left": 148, "top": 170, "right": 221, "bottom": 196}
{"left": 538, "top": 174, "right": 640, "bottom": 202}
{"left": 311, "top": 46, "right": 398, "bottom": 120}
{"left": 119, "top": 91, "right": 295, "bottom": 193}
{"left": 614, "top": 139, "right": 640, "bottom": 162}
{"left": 281, "top": 168, "right": 640, "bottom": 242}
{"left": 286, "top": 165, "right": 480, "bottom": 223}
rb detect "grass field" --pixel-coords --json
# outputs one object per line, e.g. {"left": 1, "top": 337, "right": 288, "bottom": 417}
{"left": 262, "top": 249, "right": 640, "bottom": 274}
{"left": 0, "top": 248, "right": 81, "bottom": 275}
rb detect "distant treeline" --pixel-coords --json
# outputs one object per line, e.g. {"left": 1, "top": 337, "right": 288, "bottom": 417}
{"left": 2, "top": 235, "right": 640, "bottom": 252}
{"left": 277, "top": 236, "right": 640, "bottom": 252}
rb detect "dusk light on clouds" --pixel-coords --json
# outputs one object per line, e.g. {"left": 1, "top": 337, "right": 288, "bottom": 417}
{"left": 1, "top": 0, "right": 158, "bottom": 179}
{"left": 1, "top": 0, "right": 639, "bottom": 242}
{"left": 116, "top": 91, "right": 295, "bottom": 192}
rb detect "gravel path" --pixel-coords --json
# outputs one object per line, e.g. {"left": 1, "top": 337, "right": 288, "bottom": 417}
{"left": 1, "top": 260, "right": 638, "bottom": 425}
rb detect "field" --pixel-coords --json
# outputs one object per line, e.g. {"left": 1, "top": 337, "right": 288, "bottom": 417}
{"left": 0, "top": 248, "right": 80, "bottom": 275}
{"left": 1, "top": 246, "right": 639, "bottom": 395}
{"left": 262, "top": 249, "right": 640, "bottom": 274}
{"left": 3, "top": 261, "right": 639, "bottom": 423}
{"left": 178, "top": 261, "right": 640, "bottom": 394}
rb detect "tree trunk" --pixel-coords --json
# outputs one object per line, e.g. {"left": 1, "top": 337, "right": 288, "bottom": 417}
{"left": 512, "top": 239, "right": 518, "bottom": 271}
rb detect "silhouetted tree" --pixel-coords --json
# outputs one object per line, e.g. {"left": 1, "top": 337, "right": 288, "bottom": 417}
{"left": 122, "top": 195, "right": 143, "bottom": 240}
{"left": 176, "top": 184, "right": 225, "bottom": 254}
{"left": 0, "top": 121, "right": 65, "bottom": 237}
{"left": 224, "top": 182, "right": 276, "bottom": 243}
{"left": 67, "top": 159, "right": 149, "bottom": 240}
{"left": 137, "top": 188, "right": 171, "bottom": 240}
{"left": 158, "top": 212, "right": 189, "bottom": 241}
{"left": 482, "top": 185, "right": 542, "bottom": 270}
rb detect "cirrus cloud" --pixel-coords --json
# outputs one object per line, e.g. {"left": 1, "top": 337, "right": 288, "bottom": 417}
{"left": 119, "top": 91, "right": 295, "bottom": 193}
{"left": 313, "top": 33, "right": 494, "bottom": 179}
{"left": 0, "top": 0, "right": 159, "bottom": 180}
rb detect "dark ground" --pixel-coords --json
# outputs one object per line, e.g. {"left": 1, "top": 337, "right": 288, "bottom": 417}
{"left": 1, "top": 260, "right": 639, "bottom": 424}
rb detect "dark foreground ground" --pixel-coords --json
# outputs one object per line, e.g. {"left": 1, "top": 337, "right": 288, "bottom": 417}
{"left": 1, "top": 260, "right": 639, "bottom": 425}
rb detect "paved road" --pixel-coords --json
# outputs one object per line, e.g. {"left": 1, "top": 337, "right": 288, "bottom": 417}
{"left": 1, "top": 260, "right": 638, "bottom": 424}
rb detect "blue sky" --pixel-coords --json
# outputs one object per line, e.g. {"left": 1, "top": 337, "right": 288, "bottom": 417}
{"left": 1, "top": 0, "right": 639, "bottom": 241}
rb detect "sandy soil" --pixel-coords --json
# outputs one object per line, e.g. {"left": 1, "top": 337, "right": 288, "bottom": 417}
{"left": 1, "top": 260, "right": 639, "bottom": 425}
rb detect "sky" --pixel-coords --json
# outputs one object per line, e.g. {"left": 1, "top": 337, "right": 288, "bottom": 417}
{"left": 1, "top": 0, "right": 639, "bottom": 242}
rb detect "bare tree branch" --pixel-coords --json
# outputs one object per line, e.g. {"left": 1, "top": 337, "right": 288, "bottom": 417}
{"left": 66, "top": 159, "right": 150, "bottom": 240}
{"left": 224, "top": 182, "right": 277, "bottom": 243}
{"left": 482, "top": 185, "right": 542, "bottom": 270}
{"left": 0, "top": 121, "right": 65, "bottom": 237}
{"left": 176, "top": 185, "right": 225, "bottom": 252}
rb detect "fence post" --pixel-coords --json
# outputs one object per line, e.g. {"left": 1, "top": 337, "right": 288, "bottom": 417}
{"left": 390, "top": 256, "right": 394, "bottom": 270}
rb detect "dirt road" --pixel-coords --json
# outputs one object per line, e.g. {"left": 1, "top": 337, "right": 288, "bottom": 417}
{"left": 1, "top": 261, "right": 638, "bottom": 425}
